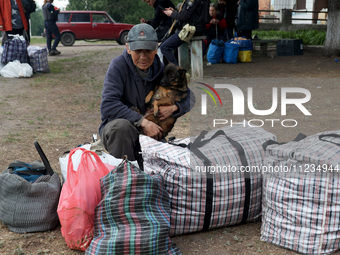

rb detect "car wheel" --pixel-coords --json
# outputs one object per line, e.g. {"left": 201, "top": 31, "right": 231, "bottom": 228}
{"left": 118, "top": 31, "right": 128, "bottom": 45}
{"left": 61, "top": 33, "right": 75, "bottom": 46}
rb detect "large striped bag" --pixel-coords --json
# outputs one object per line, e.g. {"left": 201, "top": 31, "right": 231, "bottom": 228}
{"left": 85, "top": 160, "right": 182, "bottom": 255}
{"left": 261, "top": 131, "right": 340, "bottom": 255}
{"left": 140, "top": 125, "right": 276, "bottom": 236}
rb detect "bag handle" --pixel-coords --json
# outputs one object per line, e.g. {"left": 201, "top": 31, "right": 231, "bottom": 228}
{"left": 34, "top": 141, "right": 54, "bottom": 175}
{"left": 262, "top": 133, "right": 306, "bottom": 151}
{"left": 319, "top": 134, "right": 340, "bottom": 146}
{"left": 188, "top": 129, "right": 251, "bottom": 229}
{"left": 66, "top": 147, "right": 110, "bottom": 185}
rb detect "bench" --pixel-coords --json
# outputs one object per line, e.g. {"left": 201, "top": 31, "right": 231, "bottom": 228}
{"left": 178, "top": 36, "right": 206, "bottom": 80}
{"left": 252, "top": 39, "right": 278, "bottom": 56}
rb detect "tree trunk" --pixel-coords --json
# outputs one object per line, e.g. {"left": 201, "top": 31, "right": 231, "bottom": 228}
{"left": 323, "top": 0, "right": 340, "bottom": 56}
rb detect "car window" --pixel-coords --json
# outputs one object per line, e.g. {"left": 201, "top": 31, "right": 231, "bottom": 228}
{"left": 92, "top": 14, "right": 110, "bottom": 23}
{"left": 58, "top": 13, "right": 71, "bottom": 22}
{"left": 70, "top": 13, "right": 91, "bottom": 23}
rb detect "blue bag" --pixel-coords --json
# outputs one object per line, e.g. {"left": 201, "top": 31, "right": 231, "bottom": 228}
{"left": 207, "top": 39, "right": 224, "bottom": 64}
{"left": 9, "top": 162, "right": 47, "bottom": 183}
{"left": 223, "top": 40, "right": 240, "bottom": 64}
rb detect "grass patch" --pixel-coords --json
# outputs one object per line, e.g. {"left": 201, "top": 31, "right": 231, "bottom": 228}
{"left": 31, "top": 37, "right": 46, "bottom": 45}
{"left": 5, "top": 133, "right": 21, "bottom": 143}
{"left": 46, "top": 130, "right": 70, "bottom": 139}
{"left": 254, "top": 30, "right": 326, "bottom": 45}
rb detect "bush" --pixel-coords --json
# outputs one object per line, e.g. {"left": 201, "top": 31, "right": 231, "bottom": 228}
{"left": 254, "top": 30, "right": 326, "bottom": 45}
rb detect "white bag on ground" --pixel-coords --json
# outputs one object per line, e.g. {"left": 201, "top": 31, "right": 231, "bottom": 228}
{"left": 0, "top": 60, "right": 33, "bottom": 78}
{"left": 59, "top": 140, "right": 138, "bottom": 183}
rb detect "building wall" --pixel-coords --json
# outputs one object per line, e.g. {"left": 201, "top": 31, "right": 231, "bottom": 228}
{"left": 258, "top": 0, "right": 328, "bottom": 24}
{"left": 272, "top": 0, "right": 295, "bottom": 10}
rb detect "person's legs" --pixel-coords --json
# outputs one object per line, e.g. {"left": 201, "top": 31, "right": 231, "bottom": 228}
{"left": 100, "top": 119, "right": 143, "bottom": 169}
{"left": 160, "top": 33, "right": 184, "bottom": 65}
{"left": 44, "top": 22, "right": 52, "bottom": 52}
{"left": 49, "top": 23, "right": 61, "bottom": 51}
{"left": 227, "top": 28, "right": 234, "bottom": 40}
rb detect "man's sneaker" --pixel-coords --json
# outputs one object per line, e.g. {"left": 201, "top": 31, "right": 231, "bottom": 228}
{"left": 49, "top": 49, "right": 61, "bottom": 56}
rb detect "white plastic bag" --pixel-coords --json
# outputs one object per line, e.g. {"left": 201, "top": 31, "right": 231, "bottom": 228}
{"left": 0, "top": 60, "right": 33, "bottom": 78}
{"left": 59, "top": 142, "right": 138, "bottom": 183}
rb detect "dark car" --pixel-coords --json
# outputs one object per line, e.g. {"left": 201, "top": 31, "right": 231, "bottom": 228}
{"left": 56, "top": 11, "right": 134, "bottom": 46}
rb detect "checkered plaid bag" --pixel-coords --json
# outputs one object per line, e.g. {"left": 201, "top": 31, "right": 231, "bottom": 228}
{"left": 27, "top": 46, "right": 49, "bottom": 73}
{"left": 1, "top": 36, "right": 29, "bottom": 64}
{"left": 261, "top": 130, "right": 340, "bottom": 255}
{"left": 140, "top": 125, "right": 276, "bottom": 236}
{"left": 85, "top": 160, "right": 182, "bottom": 255}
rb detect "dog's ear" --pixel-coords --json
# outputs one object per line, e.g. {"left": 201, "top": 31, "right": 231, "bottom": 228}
{"left": 177, "top": 68, "right": 188, "bottom": 90}
{"left": 178, "top": 68, "right": 187, "bottom": 79}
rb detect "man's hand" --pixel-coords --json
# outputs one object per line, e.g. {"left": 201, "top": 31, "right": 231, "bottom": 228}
{"left": 210, "top": 18, "right": 219, "bottom": 25}
{"left": 140, "top": 118, "right": 163, "bottom": 140}
{"left": 157, "top": 105, "right": 178, "bottom": 120}
{"left": 163, "top": 8, "right": 174, "bottom": 17}
{"left": 140, "top": 18, "right": 147, "bottom": 23}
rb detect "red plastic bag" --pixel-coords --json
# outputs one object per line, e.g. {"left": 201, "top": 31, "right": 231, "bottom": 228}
{"left": 57, "top": 148, "right": 112, "bottom": 251}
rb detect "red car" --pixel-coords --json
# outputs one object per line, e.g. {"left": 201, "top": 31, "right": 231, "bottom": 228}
{"left": 56, "top": 11, "right": 134, "bottom": 46}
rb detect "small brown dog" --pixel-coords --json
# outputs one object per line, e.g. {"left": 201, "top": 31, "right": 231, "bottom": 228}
{"left": 143, "top": 63, "right": 188, "bottom": 138}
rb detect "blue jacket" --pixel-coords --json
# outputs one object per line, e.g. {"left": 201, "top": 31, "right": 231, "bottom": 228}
{"left": 99, "top": 50, "right": 195, "bottom": 134}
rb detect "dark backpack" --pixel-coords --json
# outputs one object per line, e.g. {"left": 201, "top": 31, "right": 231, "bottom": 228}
{"left": 192, "top": 0, "right": 210, "bottom": 34}
{"left": 200, "top": 0, "right": 211, "bottom": 24}
{"left": 22, "top": 0, "right": 37, "bottom": 15}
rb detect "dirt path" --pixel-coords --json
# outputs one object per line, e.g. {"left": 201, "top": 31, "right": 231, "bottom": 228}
{"left": 0, "top": 41, "right": 339, "bottom": 255}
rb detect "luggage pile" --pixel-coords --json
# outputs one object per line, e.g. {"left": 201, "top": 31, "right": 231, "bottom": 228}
{"left": 207, "top": 35, "right": 253, "bottom": 64}
{"left": 1, "top": 128, "right": 340, "bottom": 254}
{"left": 0, "top": 35, "right": 49, "bottom": 77}
{"left": 0, "top": 34, "right": 32, "bottom": 78}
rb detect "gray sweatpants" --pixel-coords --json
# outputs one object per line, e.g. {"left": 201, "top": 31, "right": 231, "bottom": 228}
{"left": 100, "top": 119, "right": 143, "bottom": 169}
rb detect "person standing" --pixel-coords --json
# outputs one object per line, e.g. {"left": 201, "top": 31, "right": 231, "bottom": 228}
{"left": 42, "top": 0, "right": 61, "bottom": 56}
{"left": 21, "top": 0, "right": 36, "bottom": 43}
{"left": 141, "top": 0, "right": 175, "bottom": 62}
{"left": 140, "top": 0, "right": 175, "bottom": 42}
{"left": 0, "top": 0, "right": 29, "bottom": 44}
{"left": 160, "top": 0, "right": 207, "bottom": 65}
{"left": 236, "top": 0, "right": 259, "bottom": 39}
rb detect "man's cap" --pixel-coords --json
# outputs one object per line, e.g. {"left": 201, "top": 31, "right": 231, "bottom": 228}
{"left": 127, "top": 23, "right": 158, "bottom": 51}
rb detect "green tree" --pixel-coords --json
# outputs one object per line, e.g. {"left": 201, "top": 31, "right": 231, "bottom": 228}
{"left": 30, "top": 8, "right": 45, "bottom": 36}
{"left": 67, "top": 0, "right": 96, "bottom": 10}
{"left": 67, "top": 0, "right": 183, "bottom": 24}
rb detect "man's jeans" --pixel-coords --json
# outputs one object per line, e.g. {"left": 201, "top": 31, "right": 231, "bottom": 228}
{"left": 159, "top": 32, "right": 184, "bottom": 65}
{"left": 44, "top": 21, "right": 61, "bottom": 51}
